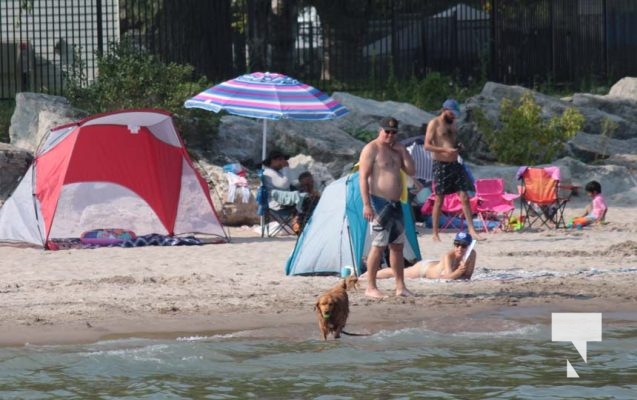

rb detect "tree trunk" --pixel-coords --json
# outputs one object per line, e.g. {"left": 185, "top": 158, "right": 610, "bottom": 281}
{"left": 311, "top": 0, "right": 371, "bottom": 82}
{"left": 269, "top": 0, "right": 300, "bottom": 74}
{"left": 158, "top": 0, "right": 233, "bottom": 81}
{"left": 246, "top": 0, "right": 271, "bottom": 71}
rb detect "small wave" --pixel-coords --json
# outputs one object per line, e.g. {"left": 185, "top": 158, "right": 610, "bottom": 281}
{"left": 176, "top": 330, "right": 259, "bottom": 342}
{"left": 447, "top": 323, "right": 543, "bottom": 338}
{"left": 371, "top": 322, "right": 542, "bottom": 342}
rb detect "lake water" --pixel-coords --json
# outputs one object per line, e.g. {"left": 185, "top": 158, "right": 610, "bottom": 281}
{"left": 1, "top": 312, "right": 636, "bottom": 399}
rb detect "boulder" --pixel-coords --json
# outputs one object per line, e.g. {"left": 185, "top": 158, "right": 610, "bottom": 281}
{"left": 213, "top": 92, "right": 436, "bottom": 178}
{"left": 568, "top": 132, "right": 637, "bottom": 163}
{"left": 332, "top": 92, "right": 437, "bottom": 139}
{"left": 0, "top": 143, "right": 32, "bottom": 204}
{"left": 213, "top": 115, "right": 363, "bottom": 178}
{"left": 463, "top": 80, "right": 637, "bottom": 164}
{"left": 196, "top": 159, "right": 259, "bottom": 226}
{"left": 608, "top": 77, "right": 637, "bottom": 100}
{"left": 9, "top": 92, "right": 86, "bottom": 152}
{"left": 569, "top": 93, "right": 637, "bottom": 139}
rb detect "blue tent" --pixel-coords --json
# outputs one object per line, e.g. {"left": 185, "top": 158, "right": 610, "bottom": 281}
{"left": 285, "top": 171, "right": 422, "bottom": 276}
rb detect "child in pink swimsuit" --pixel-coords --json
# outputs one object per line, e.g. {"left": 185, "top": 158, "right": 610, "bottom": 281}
{"left": 571, "top": 180, "right": 607, "bottom": 227}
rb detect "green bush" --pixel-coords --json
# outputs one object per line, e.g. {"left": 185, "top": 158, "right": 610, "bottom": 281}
{"left": 473, "top": 91, "right": 585, "bottom": 165}
{"left": 67, "top": 39, "right": 206, "bottom": 113}
{"left": 66, "top": 39, "right": 219, "bottom": 146}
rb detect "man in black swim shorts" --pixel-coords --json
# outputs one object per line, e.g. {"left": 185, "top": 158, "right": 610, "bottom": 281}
{"left": 424, "top": 99, "right": 483, "bottom": 242}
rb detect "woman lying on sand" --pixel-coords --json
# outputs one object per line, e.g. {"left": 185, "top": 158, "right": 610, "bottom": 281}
{"left": 362, "top": 232, "right": 477, "bottom": 280}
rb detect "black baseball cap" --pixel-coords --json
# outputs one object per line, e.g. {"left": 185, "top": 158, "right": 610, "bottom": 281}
{"left": 379, "top": 116, "right": 399, "bottom": 132}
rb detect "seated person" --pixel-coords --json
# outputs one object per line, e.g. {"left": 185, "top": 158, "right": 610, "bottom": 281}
{"left": 298, "top": 171, "right": 321, "bottom": 212}
{"left": 570, "top": 180, "right": 607, "bottom": 227}
{"left": 293, "top": 171, "right": 322, "bottom": 233}
{"left": 261, "top": 150, "right": 302, "bottom": 212}
{"left": 362, "top": 231, "right": 476, "bottom": 280}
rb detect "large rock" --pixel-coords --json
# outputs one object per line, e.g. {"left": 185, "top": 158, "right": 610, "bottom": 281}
{"left": 9, "top": 92, "right": 86, "bottom": 152}
{"left": 463, "top": 80, "right": 637, "bottom": 163}
{"left": 568, "top": 93, "right": 637, "bottom": 139}
{"left": 195, "top": 159, "right": 259, "bottom": 226}
{"left": 568, "top": 132, "right": 637, "bottom": 163}
{"left": 0, "top": 143, "right": 32, "bottom": 203}
{"left": 213, "top": 92, "right": 436, "bottom": 178}
{"left": 468, "top": 81, "right": 637, "bottom": 139}
{"left": 213, "top": 115, "right": 363, "bottom": 178}
{"left": 608, "top": 77, "right": 637, "bottom": 100}
{"left": 332, "top": 92, "right": 437, "bottom": 138}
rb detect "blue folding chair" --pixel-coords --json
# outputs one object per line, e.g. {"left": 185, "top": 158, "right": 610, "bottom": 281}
{"left": 257, "top": 169, "right": 297, "bottom": 237}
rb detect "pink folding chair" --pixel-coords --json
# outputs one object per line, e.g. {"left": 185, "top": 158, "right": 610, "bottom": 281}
{"left": 474, "top": 178, "right": 519, "bottom": 232}
{"left": 420, "top": 192, "right": 478, "bottom": 231}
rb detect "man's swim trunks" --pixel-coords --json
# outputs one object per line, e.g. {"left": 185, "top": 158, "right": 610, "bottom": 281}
{"left": 370, "top": 194, "right": 405, "bottom": 246}
{"left": 433, "top": 160, "right": 474, "bottom": 195}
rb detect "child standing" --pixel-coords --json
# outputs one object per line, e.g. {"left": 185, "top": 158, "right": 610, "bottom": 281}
{"left": 571, "top": 180, "right": 608, "bottom": 227}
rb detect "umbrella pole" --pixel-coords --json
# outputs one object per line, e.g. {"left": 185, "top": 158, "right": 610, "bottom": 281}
{"left": 260, "top": 119, "right": 267, "bottom": 237}
{"left": 261, "top": 119, "right": 267, "bottom": 161}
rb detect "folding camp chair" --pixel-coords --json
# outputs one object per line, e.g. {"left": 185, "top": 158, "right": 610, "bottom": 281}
{"left": 257, "top": 169, "right": 298, "bottom": 237}
{"left": 420, "top": 191, "right": 479, "bottom": 231}
{"left": 516, "top": 166, "right": 574, "bottom": 229}
{"left": 474, "top": 178, "right": 519, "bottom": 232}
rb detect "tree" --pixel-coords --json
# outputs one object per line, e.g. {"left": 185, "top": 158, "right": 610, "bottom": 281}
{"left": 310, "top": 0, "right": 372, "bottom": 81}
{"left": 119, "top": 0, "right": 233, "bottom": 82}
{"left": 243, "top": 0, "right": 300, "bottom": 73}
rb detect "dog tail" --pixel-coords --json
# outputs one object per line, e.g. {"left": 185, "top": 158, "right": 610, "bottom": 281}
{"left": 342, "top": 276, "right": 359, "bottom": 291}
{"left": 341, "top": 329, "right": 371, "bottom": 337}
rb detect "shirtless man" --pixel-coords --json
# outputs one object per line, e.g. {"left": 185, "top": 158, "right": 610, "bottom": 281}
{"left": 424, "top": 99, "right": 483, "bottom": 242}
{"left": 365, "top": 231, "right": 477, "bottom": 280}
{"left": 359, "top": 116, "right": 415, "bottom": 299}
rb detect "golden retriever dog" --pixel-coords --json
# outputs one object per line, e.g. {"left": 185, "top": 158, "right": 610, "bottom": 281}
{"left": 314, "top": 276, "right": 358, "bottom": 340}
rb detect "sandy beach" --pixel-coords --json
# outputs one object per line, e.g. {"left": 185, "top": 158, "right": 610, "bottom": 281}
{"left": 1, "top": 200, "right": 637, "bottom": 347}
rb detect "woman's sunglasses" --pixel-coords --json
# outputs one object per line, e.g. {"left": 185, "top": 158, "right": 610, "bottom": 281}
{"left": 453, "top": 242, "right": 468, "bottom": 248}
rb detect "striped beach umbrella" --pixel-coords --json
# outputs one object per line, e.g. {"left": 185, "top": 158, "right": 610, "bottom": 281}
{"left": 184, "top": 72, "right": 349, "bottom": 160}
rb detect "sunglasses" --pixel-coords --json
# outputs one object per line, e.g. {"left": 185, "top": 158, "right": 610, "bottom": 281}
{"left": 384, "top": 129, "right": 398, "bottom": 135}
{"left": 454, "top": 242, "right": 468, "bottom": 248}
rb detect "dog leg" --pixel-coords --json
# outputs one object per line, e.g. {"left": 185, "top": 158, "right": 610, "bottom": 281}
{"left": 334, "top": 326, "right": 342, "bottom": 339}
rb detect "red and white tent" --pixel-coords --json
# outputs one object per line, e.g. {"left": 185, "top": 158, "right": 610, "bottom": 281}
{"left": 0, "top": 109, "right": 228, "bottom": 248}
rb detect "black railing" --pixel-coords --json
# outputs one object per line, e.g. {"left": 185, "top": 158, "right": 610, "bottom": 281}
{"left": 1, "top": 0, "right": 636, "bottom": 100}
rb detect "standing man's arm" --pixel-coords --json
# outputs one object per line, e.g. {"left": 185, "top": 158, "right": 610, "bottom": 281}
{"left": 359, "top": 145, "right": 375, "bottom": 222}
{"left": 393, "top": 142, "right": 415, "bottom": 176}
